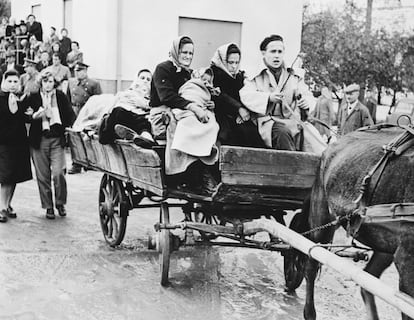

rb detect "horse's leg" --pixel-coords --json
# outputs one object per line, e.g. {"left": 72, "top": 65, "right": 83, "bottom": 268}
{"left": 394, "top": 230, "right": 414, "bottom": 320}
{"left": 304, "top": 258, "right": 319, "bottom": 320}
{"left": 361, "top": 251, "right": 393, "bottom": 320}
{"left": 303, "top": 184, "right": 335, "bottom": 320}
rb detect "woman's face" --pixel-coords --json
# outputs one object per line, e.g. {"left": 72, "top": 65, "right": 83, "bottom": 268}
{"left": 136, "top": 71, "right": 152, "bottom": 87}
{"left": 52, "top": 43, "right": 59, "bottom": 51}
{"left": 226, "top": 53, "right": 240, "bottom": 76}
{"left": 178, "top": 43, "right": 194, "bottom": 67}
{"left": 5, "top": 75, "right": 19, "bottom": 93}
{"left": 42, "top": 76, "right": 55, "bottom": 92}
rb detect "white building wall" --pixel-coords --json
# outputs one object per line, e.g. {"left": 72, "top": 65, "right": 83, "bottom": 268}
{"left": 12, "top": 0, "right": 303, "bottom": 92}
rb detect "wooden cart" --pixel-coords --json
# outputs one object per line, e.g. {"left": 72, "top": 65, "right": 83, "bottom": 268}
{"left": 67, "top": 128, "right": 320, "bottom": 289}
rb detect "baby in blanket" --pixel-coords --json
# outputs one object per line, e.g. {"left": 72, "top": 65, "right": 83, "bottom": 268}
{"left": 171, "top": 68, "right": 220, "bottom": 157}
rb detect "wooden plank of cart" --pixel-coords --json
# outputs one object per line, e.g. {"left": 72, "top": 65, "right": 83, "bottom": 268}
{"left": 66, "top": 128, "right": 318, "bottom": 289}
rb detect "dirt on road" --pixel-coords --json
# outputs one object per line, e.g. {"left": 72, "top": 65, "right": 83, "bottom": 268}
{"left": 0, "top": 168, "right": 401, "bottom": 320}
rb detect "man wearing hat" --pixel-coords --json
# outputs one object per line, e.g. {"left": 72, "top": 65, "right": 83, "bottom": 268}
{"left": 337, "top": 83, "right": 373, "bottom": 135}
{"left": 67, "top": 61, "right": 101, "bottom": 174}
{"left": 20, "top": 58, "right": 40, "bottom": 96}
{"left": 240, "top": 34, "right": 311, "bottom": 150}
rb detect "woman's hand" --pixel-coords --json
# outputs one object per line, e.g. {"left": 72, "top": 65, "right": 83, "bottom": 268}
{"left": 187, "top": 103, "right": 209, "bottom": 123}
{"left": 204, "top": 100, "right": 215, "bottom": 111}
{"left": 25, "top": 107, "right": 34, "bottom": 117}
{"left": 238, "top": 107, "right": 250, "bottom": 122}
{"left": 32, "top": 106, "right": 45, "bottom": 120}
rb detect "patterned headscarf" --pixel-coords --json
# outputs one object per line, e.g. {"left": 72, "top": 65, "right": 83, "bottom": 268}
{"left": 169, "top": 35, "right": 193, "bottom": 72}
{"left": 211, "top": 43, "right": 240, "bottom": 78}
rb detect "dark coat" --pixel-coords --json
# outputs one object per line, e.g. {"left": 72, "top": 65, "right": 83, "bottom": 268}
{"left": 150, "top": 60, "right": 192, "bottom": 109}
{"left": 23, "top": 90, "right": 75, "bottom": 149}
{"left": 0, "top": 91, "right": 28, "bottom": 145}
{"left": 211, "top": 65, "right": 264, "bottom": 147}
{"left": 60, "top": 37, "right": 72, "bottom": 65}
{"left": 27, "top": 21, "right": 43, "bottom": 41}
{"left": 337, "top": 100, "right": 373, "bottom": 136}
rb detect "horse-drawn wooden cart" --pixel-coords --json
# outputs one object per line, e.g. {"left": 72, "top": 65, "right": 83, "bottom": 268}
{"left": 66, "top": 128, "right": 319, "bottom": 289}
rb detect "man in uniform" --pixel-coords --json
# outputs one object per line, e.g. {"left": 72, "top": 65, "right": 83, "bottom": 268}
{"left": 20, "top": 58, "right": 40, "bottom": 96}
{"left": 68, "top": 61, "right": 102, "bottom": 174}
{"left": 337, "top": 83, "right": 373, "bottom": 136}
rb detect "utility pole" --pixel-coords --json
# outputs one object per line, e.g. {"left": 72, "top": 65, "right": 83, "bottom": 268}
{"left": 366, "top": 0, "right": 373, "bottom": 35}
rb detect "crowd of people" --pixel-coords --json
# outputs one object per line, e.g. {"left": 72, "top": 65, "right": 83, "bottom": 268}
{"left": 0, "top": 14, "right": 83, "bottom": 80}
{"left": 0, "top": 25, "right": 377, "bottom": 223}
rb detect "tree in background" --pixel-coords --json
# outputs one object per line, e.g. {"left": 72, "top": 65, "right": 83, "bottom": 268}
{"left": 301, "top": 1, "right": 410, "bottom": 104}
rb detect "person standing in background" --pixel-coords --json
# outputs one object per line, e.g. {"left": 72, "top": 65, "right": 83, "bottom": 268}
{"left": 310, "top": 86, "right": 335, "bottom": 141}
{"left": 26, "top": 14, "right": 42, "bottom": 41}
{"left": 66, "top": 41, "right": 83, "bottom": 77}
{"left": 59, "top": 28, "right": 71, "bottom": 66}
{"left": 67, "top": 62, "right": 101, "bottom": 174}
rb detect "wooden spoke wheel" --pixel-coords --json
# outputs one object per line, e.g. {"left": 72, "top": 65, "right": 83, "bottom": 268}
{"left": 284, "top": 211, "right": 307, "bottom": 291}
{"left": 195, "top": 211, "right": 223, "bottom": 240}
{"left": 159, "top": 202, "right": 171, "bottom": 286}
{"left": 99, "top": 174, "right": 128, "bottom": 247}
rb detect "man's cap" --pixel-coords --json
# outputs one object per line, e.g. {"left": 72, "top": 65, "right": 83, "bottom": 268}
{"left": 344, "top": 83, "right": 360, "bottom": 93}
{"left": 74, "top": 62, "right": 89, "bottom": 71}
{"left": 23, "top": 58, "right": 36, "bottom": 66}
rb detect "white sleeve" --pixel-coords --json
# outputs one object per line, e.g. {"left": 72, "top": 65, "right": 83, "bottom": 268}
{"left": 239, "top": 78, "right": 270, "bottom": 116}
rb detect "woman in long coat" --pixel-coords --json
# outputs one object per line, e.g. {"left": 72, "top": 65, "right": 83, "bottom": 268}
{"left": 211, "top": 43, "right": 264, "bottom": 147}
{"left": 149, "top": 36, "right": 218, "bottom": 195}
{"left": 0, "top": 70, "right": 32, "bottom": 222}
{"left": 24, "top": 70, "right": 75, "bottom": 219}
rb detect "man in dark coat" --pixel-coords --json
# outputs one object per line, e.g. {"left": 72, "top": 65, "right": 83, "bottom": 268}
{"left": 26, "top": 14, "right": 42, "bottom": 41}
{"left": 337, "top": 83, "right": 373, "bottom": 135}
{"left": 59, "top": 28, "right": 71, "bottom": 66}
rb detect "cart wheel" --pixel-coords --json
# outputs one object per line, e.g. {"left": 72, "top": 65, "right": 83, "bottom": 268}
{"left": 160, "top": 202, "right": 171, "bottom": 286}
{"left": 284, "top": 212, "right": 307, "bottom": 291}
{"left": 195, "top": 211, "right": 223, "bottom": 241}
{"left": 99, "top": 174, "right": 128, "bottom": 247}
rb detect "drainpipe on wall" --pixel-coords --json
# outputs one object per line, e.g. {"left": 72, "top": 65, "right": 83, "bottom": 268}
{"left": 115, "top": 0, "right": 122, "bottom": 92}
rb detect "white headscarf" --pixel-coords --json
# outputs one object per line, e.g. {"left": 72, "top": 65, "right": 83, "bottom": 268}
{"left": 169, "top": 35, "right": 193, "bottom": 72}
{"left": 211, "top": 43, "right": 240, "bottom": 78}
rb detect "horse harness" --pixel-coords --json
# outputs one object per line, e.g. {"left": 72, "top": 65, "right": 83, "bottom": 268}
{"left": 303, "top": 123, "right": 414, "bottom": 238}
{"left": 348, "top": 123, "right": 414, "bottom": 237}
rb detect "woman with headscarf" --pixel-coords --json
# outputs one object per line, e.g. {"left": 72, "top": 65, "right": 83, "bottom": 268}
{"left": 24, "top": 71, "right": 75, "bottom": 219}
{"left": 149, "top": 36, "right": 218, "bottom": 195}
{"left": 210, "top": 43, "right": 264, "bottom": 147}
{"left": 0, "top": 70, "right": 32, "bottom": 222}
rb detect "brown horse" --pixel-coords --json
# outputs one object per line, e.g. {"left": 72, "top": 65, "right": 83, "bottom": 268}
{"left": 302, "top": 127, "right": 414, "bottom": 320}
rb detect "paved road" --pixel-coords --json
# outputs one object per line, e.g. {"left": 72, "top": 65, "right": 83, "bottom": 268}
{"left": 0, "top": 165, "right": 400, "bottom": 320}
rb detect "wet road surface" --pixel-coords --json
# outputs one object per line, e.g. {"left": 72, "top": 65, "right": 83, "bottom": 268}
{"left": 0, "top": 165, "right": 400, "bottom": 319}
